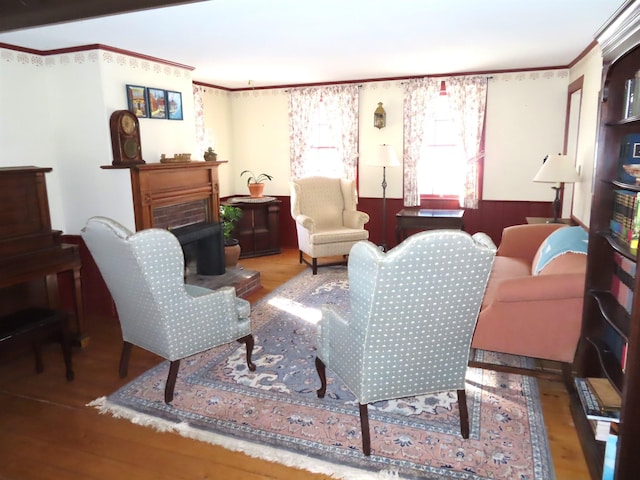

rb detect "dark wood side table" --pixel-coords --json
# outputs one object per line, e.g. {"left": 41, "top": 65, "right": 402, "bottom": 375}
{"left": 525, "top": 217, "right": 573, "bottom": 225}
{"left": 396, "top": 208, "right": 465, "bottom": 243}
{"left": 224, "top": 197, "right": 281, "bottom": 258}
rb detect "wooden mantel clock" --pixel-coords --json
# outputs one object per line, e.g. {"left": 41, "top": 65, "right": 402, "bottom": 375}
{"left": 109, "top": 110, "right": 145, "bottom": 166}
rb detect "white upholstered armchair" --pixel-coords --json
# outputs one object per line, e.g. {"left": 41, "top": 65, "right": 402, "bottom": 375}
{"left": 315, "top": 230, "right": 495, "bottom": 455}
{"left": 290, "top": 176, "right": 369, "bottom": 274}
{"left": 81, "top": 217, "right": 255, "bottom": 403}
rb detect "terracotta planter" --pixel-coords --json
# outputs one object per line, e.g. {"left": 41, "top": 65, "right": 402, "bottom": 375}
{"left": 224, "top": 242, "right": 241, "bottom": 268}
{"left": 248, "top": 183, "right": 265, "bottom": 198}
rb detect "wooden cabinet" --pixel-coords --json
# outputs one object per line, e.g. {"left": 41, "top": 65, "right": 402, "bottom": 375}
{"left": 572, "top": 3, "right": 640, "bottom": 479}
{"left": 226, "top": 199, "right": 281, "bottom": 258}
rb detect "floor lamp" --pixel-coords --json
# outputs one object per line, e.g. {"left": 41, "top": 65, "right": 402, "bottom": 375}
{"left": 368, "top": 144, "right": 400, "bottom": 251}
{"left": 533, "top": 154, "right": 580, "bottom": 223}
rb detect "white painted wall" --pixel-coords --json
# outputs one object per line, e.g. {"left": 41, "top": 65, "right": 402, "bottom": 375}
{"left": 1, "top": 46, "right": 195, "bottom": 234}
{"left": 204, "top": 71, "right": 572, "bottom": 205}
{"left": 484, "top": 71, "right": 570, "bottom": 201}
{"left": 1, "top": 42, "right": 604, "bottom": 236}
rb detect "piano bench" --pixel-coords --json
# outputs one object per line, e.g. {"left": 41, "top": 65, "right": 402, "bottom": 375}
{"left": 0, "top": 308, "right": 74, "bottom": 381}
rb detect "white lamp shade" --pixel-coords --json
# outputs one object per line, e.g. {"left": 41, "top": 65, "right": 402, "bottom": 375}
{"left": 368, "top": 144, "right": 401, "bottom": 167}
{"left": 533, "top": 154, "right": 580, "bottom": 183}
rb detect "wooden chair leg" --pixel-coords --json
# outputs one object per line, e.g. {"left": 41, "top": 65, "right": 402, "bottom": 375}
{"left": 119, "top": 341, "right": 133, "bottom": 378}
{"left": 299, "top": 250, "right": 303, "bottom": 264}
{"left": 59, "top": 326, "right": 74, "bottom": 381}
{"left": 315, "top": 357, "right": 327, "bottom": 398}
{"left": 32, "top": 341, "right": 44, "bottom": 373}
{"left": 238, "top": 334, "right": 256, "bottom": 371}
{"left": 457, "top": 389, "right": 470, "bottom": 439}
{"left": 165, "top": 360, "right": 180, "bottom": 404}
{"left": 312, "top": 258, "right": 318, "bottom": 275}
{"left": 359, "top": 403, "right": 371, "bottom": 456}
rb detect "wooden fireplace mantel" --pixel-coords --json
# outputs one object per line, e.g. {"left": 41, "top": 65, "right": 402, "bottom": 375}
{"left": 127, "top": 161, "right": 227, "bottom": 231}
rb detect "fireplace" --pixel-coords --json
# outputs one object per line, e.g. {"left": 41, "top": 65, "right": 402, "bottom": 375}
{"left": 128, "top": 162, "right": 226, "bottom": 274}
{"left": 123, "top": 161, "right": 261, "bottom": 295}
{"left": 128, "top": 162, "right": 224, "bottom": 230}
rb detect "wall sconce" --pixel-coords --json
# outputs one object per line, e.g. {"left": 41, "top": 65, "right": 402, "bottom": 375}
{"left": 374, "top": 102, "right": 386, "bottom": 129}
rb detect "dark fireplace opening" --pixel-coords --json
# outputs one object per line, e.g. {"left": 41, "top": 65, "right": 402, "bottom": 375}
{"left": 170, "top": 222, "right": 225, "bottom": 276}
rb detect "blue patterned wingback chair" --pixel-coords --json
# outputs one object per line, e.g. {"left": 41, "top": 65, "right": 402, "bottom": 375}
{"left": 315, "top": 230, "right": 495, "bottom": 455}
{"left": 81, "top": 216, "right": 255, "bottom": 403}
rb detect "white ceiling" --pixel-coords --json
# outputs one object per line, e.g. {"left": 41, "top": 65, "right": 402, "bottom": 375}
{"left": 0, "top": 0, "right": 627, "bottom": 89}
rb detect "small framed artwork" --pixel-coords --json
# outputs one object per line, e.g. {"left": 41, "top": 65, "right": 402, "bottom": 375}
{"left": 147, "top": 88, "right": 167, "bottom": 119}
{"left": 126, "top": 85, "right": 148, "bottom": 118}
{"left": 167, "top": 90, "right": 183, "bottom": 120}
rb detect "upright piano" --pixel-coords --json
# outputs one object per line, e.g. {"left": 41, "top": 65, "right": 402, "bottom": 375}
{"left": 0, "top": 166, "right": 87, "bottom": 347}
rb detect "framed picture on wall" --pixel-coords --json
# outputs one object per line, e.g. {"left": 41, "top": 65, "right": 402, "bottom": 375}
{"left": 126, "top": 85, "right": 148, "bottom": 118}
{"left": 147, "top": 88, "right": 167, "bottom": 119}
{"left": 167, "top": 91, "right": 183, "bottom": 120}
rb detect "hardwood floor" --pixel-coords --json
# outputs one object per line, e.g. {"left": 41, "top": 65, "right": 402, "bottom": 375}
{"left": 0, "top": 248, "right": 589, "bottom": 479}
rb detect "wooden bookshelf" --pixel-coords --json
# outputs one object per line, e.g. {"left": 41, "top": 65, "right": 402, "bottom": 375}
{"left": 573, "top": 2, "right": 640, "bottom": 478}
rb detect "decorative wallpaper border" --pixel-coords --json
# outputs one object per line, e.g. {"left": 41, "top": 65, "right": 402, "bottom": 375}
{"left": 1, "top": 45, "right": 192, "bottom": 80}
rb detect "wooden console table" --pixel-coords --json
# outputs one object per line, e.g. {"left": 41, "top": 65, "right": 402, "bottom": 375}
{"left": 224, "top": 198, "right": 281, "bottom": 258}
{"left": 396, "top": 208, "right": 464, "bottom": 243}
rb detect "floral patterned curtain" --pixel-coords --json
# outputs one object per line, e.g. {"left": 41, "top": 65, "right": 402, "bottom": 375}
{"left": 193, "top": 84, "right": 206, "bottom": 155}
{"left": 288, "top": 84, "right": 359, "bottom": 180}
{"left": 445, "top": 76, "right": 488, "bottom": 209}
{"left": 402, "top": 78, "right": 440, "bottom": 206}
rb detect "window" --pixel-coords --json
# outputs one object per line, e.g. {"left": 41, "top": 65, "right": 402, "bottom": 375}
{"left": 289, "top": 85, "right": 359, "bottom": 180}
{"left": 303, "top": 99, "right": 342, "bottom": 178}
{"left": 417, "top": 82, "right": 465, "bottom": 198}
{"left": 403, "top": 76, "right": 486, "bottom": 208}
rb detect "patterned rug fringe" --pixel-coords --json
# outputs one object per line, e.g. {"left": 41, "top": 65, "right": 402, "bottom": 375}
{"left": 87, "top": 396, "right": 401, "bottom": 480}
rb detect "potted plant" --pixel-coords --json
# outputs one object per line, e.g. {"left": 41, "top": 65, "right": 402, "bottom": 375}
{"left": 219, "top": 204, "right": 242, "bottom": 267}
{"left": 241, "top": 170, "right": 273, "bottom": 198}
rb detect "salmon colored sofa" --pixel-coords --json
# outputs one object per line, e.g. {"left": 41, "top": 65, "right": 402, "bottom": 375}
{"left": 471, "top": 223, "right": 587, "bottom": 378}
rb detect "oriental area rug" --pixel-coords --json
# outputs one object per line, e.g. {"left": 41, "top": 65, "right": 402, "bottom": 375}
{"left": 89, "top": 266, "right": 555, "bottom": 480}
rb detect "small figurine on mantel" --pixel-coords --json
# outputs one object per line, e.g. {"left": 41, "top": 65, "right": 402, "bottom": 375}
{"left": 204, "top": 147, "right": 218, "bottom": 162}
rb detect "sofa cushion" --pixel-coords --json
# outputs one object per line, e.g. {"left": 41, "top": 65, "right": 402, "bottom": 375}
{"left": 481, "top": 256, "right": 531, "bottom": 308}
{"left": 532, "top": 226, "right": 588, "bottom": 275}
{"left": 537, "top": 251, "right": 587, "bottom": 276}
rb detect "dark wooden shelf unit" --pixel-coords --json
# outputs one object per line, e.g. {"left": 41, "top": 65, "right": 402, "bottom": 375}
{"left": 572, "top": 3, "right": 640, "bottom": 479}
{"left": 226, "top": 199, "right": 281, "bottom": 259}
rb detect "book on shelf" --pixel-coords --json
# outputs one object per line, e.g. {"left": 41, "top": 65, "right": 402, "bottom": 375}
{"left": 574, "top": 377, "right": 620, "bottom": 423}
{"left": 586, "top": 377, "right": 622, "bottom": 411}
{"left": 617, "top": 133, "right": 640, "bottom": 184}
{"left": 612, "top": 252, "right": 635, "bottom": 315}
{"left": 590, "top": 419, "right": 614, "bottom": 442}
{"left": 602, "top": 423, "right": 619, "bottom": 480}
{"left": 610, "top": 189, "right": 640, "bottom": 249}
{"left": 632, "top": 191, "right": 640, "bottom": 251}
{"left": 603, "top": 323, "right": 628, "bottom": 372}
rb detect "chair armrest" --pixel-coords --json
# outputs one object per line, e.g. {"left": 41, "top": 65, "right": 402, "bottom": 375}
{"left": 497, "top": 223, "right": 565, "bottom": 263}
{"left": 318, "top": 305, "right": 354, "bottom": 359}
{"left": 293, "top": 214, "right": 315, "bottom": 231}
{"left": 491, "top": 273, "right": 585, "bottom": 304}
{"left": 343, "top": 210, "right": 370, "bottom": 229}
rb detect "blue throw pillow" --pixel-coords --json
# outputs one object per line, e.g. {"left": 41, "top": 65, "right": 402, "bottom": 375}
{"left": 533, "top": 226, "right": 588, "bottom": 275}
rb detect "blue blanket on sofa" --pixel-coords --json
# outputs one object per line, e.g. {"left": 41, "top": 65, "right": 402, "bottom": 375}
{"left": 533, "top": 226, "right": 588, "bottom": 275}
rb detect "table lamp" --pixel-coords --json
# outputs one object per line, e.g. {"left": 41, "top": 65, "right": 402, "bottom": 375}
{"left": 533, "top": 154, "right": 580, "bottom": 223}
{"left": 368, "top": 144, "right": 401, "bottom": 251}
